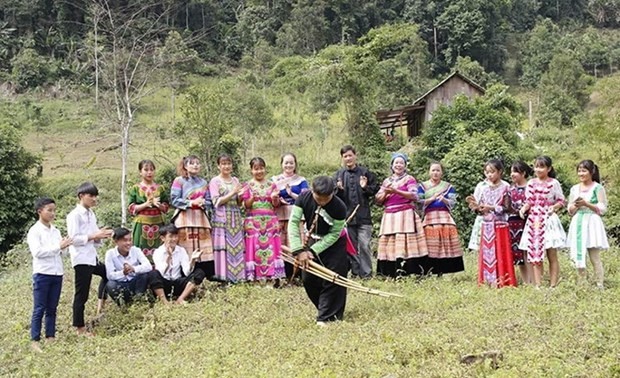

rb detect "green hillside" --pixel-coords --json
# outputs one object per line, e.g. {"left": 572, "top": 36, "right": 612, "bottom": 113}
{"left": 1, "top": 1, "right": 620, "bottom": 376}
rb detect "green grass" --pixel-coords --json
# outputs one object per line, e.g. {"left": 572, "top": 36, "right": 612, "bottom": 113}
{"left": 20, "top": 75, "right": 349, "bottom": 187}
{"left": 7, "top": 68, "right": 620, "bottom": 378}
{"left": 2, "top": 250, "right": 620, "bottom": 377}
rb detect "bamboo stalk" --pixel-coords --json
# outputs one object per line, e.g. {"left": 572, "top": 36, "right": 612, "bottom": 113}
{"left": 345, "top": 204, "right": 360, "bottom": 225}
{"left": 281, "top": 247, "right": 403, "bottom": 298}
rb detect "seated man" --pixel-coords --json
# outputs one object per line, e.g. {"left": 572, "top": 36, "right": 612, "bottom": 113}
{"left": 150, "top": 224, "right": 204, "bottom": 304}
{"left": 104, "top": 227, "right": 152, "bottom": 305}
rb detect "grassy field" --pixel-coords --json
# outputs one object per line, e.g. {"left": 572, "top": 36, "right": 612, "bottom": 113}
{"left": 1, "top": 248, "right": 620, "bottom": 377}
{"left": 5, "top": 73, "right": 620, "bottom": 378}
{"left": 20, "top": 80, "right": 349, "bottom": 185}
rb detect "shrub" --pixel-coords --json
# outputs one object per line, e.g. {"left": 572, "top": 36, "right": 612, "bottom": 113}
{"left": 0, "top": 123, "right": 40, "bottom": 254}
{"left": 10, "top": 48, "right": 51, "bottom": 91}
{"left": 442, "top": 130, "right": 519, "bottom": 243}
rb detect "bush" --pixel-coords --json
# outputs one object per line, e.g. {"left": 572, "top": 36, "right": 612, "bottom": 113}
{"left": 442, "top": 130, "right": 520, "bottom": 243}
{"left": 420, "top": 84, "right": 522, "bottom": 162}
{"left": 10, "top": 48, "right": 51, "bottom": 91}
{"left": 0, "top": 123, "right": 41, "bottom": 254}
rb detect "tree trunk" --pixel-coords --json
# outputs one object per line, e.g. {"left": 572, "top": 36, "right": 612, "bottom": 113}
{"left": 171, "top": 89, "right": 176, "bottom": 127}
{"left": 94, "top": 12, "right": 99, "bottom": 106}
{"left": 202, "top": 3, "right": 205, "bottom": 29}
{"left": 433, "top": 24, "right": 438, "bottom": 60}
{"left": 120, "top": 92, "right": 134, "bottom": 226}
{"left": 120, "top": 122, "right": 129, "bottom": 226}
{"left": 186, "top": 2, "right": 189, "bottom": 28}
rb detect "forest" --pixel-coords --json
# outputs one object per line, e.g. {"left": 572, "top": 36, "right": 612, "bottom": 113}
{"left": 2, "top": 0, "right": 620, "bottom": 252}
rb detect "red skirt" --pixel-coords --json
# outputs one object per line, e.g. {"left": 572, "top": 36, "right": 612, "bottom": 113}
{"left": 478, "top": 222, "right": 517, "bottom": 288}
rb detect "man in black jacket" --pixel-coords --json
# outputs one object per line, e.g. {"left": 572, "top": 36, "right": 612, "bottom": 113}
{"left": 333, "top": 145, "right": 379, "bottom": 278}
{"left": 288, "top": 176, "right": 350, "bottom": 324}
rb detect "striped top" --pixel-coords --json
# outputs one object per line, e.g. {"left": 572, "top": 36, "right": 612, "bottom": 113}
{"left": 271, "top": 174, "right": 309, "bottom": 206}
{"left": 241, "top": 179, "right": 279, "bottom": 216}
{"left": 170, "top": 175, "right": 212, "bottom": 211}
{"left": 418, "top": 180, "right": 457, "bottom": 213}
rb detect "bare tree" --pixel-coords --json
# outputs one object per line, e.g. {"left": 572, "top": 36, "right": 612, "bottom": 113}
{"left": 89, "top": 0, "right": 170, "bottom": 225}
{"left": 87, "top": 0, "right": 206, "bottom": 225}
{"left": 93, "top": 4, "right": 102, "bottom": 106}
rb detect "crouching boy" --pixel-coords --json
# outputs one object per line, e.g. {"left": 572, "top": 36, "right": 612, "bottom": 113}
{"left": 104, "top": 227, "right": 152, "bottom": 305}
{"left": 150, "top": 224, "right": 205, "bottom": 304}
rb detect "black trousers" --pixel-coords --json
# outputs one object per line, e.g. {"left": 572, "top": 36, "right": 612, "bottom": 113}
{"left": 149, "top": 268, "right": 204, "bottom": 299}
{"left": 302, "top": 245, "right": 350, "bottom": 322}
{"left": 284, "top": 261, "right": 301, "bottom": 280}
{"left": 193, "top": 261, "right": 210, "bottom": 284}
{"left": 72, "top": 263, "right": 107, "bottom": 327}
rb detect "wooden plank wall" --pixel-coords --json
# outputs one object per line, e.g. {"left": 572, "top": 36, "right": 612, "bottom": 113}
{"left": 424, "top": 76, "right": 484, "bottom": 122}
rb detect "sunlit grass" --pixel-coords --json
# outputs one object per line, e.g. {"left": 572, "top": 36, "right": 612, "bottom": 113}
{"left": 2, "top": 248, "right": 620, "bottom": 377}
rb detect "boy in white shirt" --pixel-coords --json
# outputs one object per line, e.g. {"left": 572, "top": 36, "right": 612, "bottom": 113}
{"left": 27, "top": 197, "right": 73, "bottom": 352}
{"left": 104, "top": 227, "right": 152, "bottom": 305}
{"left": 66, "top": 182, "right": 113, "bottom": 336}
{"left": 150, "top": 224, "right": 203, "bottom": 304}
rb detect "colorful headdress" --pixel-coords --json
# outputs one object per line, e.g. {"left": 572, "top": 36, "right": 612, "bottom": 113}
{"left": 390, "top": 152, "right": 408, "bottom": 166}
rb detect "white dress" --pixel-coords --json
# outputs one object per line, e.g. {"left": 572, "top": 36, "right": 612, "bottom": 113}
{"left": 566, "top": 183, "right": 609, "bottom": 268}
{"left": 518, "top": 178, "right": 567, "bottom": 263}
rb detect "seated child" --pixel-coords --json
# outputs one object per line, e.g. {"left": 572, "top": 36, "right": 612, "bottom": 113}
{"left": 150, "top": 224, "right": 205, "bottom": 304}
{"left": 104, "top": 227, "right": 153, "bottom": 305}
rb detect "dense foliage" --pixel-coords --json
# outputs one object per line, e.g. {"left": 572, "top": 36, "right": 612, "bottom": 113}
{"left": 1, "top": 1, "right": 619, "bottom": 250}
{"left": 2, "top": 0, "right": 620, "bottom": 84}
{"left": 0, "top": 123, "right": 40, "bottom": 253}
{"left": 411, "top": 85, "right": 529, "bottom": 239}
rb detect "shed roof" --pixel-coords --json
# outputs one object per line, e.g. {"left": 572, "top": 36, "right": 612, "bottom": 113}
{"left": 411, "top": 71, "right": 485, "bottom": 106}
{"left": 376, "top": 71, "right": 485, "bottom": 130}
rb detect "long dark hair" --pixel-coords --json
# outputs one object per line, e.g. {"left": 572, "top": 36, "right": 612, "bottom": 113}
{"left": 249, "top": 157, "right": 266, "bottom": 169}
{"left": 485, "top": 158, "right": 504, "bottom": 173}
{"left": 511, "top": 160, "right": 533, "bottom": 178}
{"left": 577, "top": 159, "right": 600, "bottom": 183}
{"left": 177, "top": 155, "right": 200, "bottom": 178}
{"left": 534, "top": 156, "right": 556, "bottom": 178}
{"left": 217, "top": 153, "right": 233, "bottom": 165}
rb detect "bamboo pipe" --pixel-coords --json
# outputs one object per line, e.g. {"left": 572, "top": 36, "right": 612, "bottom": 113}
{"left": 281, "top": 246, "right": 403, "bottom": 298}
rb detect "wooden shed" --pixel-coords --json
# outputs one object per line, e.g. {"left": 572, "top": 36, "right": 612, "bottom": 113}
{"left": 377, "top": 72, "right": 485, "bottom": 141}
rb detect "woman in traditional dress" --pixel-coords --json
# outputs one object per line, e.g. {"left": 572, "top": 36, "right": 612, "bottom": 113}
{"left": 375, "top": 153, "right": 428, "bottom": 277}
{"left": 170, "top": 155, "right": 214, "bottom": 282}
{"left": 469, "top": 159, "right": 516, "bottom": 288}
{"left": 271, "top": 153, "right": 309, "bottom": 282}
{"left": 418, "top": 162, "right": 464, "bottom": 275}
{"left": 518, "top": 156, "right": 566, "bottom": 288}
{"left": 210, "top": 154, "right": 246, "bottom": 283}
{"left": 566, "top": 160, "right": 609, "bottom": 289}
{"left": 128, "top": 159, "right": 169, "bottom": 263}
{"left": 467, "top": 181, "right": 488, "bottom": 252}
{"left": 242, "top": 157, "right": 285, "bottom": 283}
{"left": 507, "top": 161, "right": 533, "bottom": 284}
